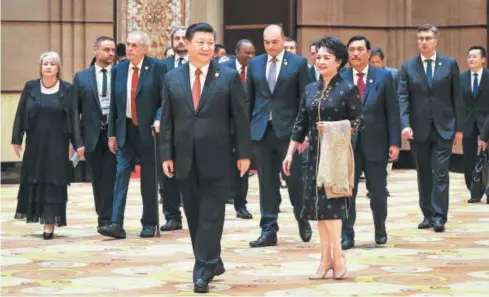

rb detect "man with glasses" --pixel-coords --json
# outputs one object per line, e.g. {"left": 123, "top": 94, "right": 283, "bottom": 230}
{"left": 399, "top": 24, "right": 465, "bottom": 233}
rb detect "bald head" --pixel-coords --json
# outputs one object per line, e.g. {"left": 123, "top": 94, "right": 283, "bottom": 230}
{"left": 263, "top": 24, "right": 285, "bottom": 57}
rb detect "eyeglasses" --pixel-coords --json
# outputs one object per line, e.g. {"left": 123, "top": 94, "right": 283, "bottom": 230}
{"left": 417, "top": 36, "right": 435, "bottom": 42}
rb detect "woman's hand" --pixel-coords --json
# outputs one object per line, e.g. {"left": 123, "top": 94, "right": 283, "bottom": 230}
{"left": 12, "top": 144, "right": 22, "bottom": 158}
{"left": 282, "top": 154, "right": 294, "bottom": 176}
{"left": 316, "top": 121, "right": 326, "bottom": 133}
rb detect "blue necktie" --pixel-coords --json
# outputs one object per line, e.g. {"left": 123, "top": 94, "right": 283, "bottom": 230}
{"left": 425, "top": 59, "right": 433, "bottom": 87}
{"left": 473, "top": 73, "right": 479, "bottom": 97}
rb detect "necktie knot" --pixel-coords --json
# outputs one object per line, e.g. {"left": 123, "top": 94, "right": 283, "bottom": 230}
{"left": 195, "top": 68, "right": 202, "bottom": 76}
{"left": 425, "top": 59, "right": 433, "bottom": 65}
{"left": 271, "top": 57, "right": 277, "bottom": 64}
{"left": 474, "top": 73, "right": 479, "bottom": 78}
{"left": 133, "top": 66, "right": 139, "bottom": 72}
{"left": 101, "top": 68, "right": 107, "bottom": 73}
{"left": 357, "top": 72, "right": 364, "bottom": 78}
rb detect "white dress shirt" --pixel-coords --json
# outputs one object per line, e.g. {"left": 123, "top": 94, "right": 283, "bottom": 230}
{"left": 352, "top": 65, "right": 369, "bottom": 86}
{"left": 189, "top": 62, "right": 210, "bottom": 94}
{"left": 421, "top": 53, "right": 437, "bottom": 77}
{"left": 471, "top": 68, "right": 483, "bottom": 92}
{"left": 126, "top": 58, "right": 144, "bottom": 119}
{"left": 94, "top": 64, "right": 112, "bottom": 115}
{"left": 314, "top": 65, "right": 320, "bottom": 81}
{"left": 236, "top": 59, "right": 247, "bottom": 76}
{"left": 174, "top": 54, "right": 189, "bottom": 68}
{"left": 266, "top": 50, "right": 285, "bottom": 81}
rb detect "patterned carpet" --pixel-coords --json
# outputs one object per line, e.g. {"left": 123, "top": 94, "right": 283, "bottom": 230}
{"left": 1, "top": 170, "right": 489, "bottom": 296}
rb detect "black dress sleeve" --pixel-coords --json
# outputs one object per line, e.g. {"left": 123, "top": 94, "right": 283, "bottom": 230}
{"left": 346, "top": 84, "right": 364, "bottom": 132}
{"left": 290, "top": 89, "right": 310, "bottom": 143}
{"left": 11, "top": 81, "right": 32, "bottom": 145}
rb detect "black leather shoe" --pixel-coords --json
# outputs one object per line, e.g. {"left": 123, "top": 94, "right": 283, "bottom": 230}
{"left": 341, "top": 238, "right": 355, "bottom": 250}
{"left": 375, "top": 235, "right": 388, "bottom": 244}
{"left": 433, "top": 220, "right": 445, "bottom": 233}
{"left": 298, "top": 219, "right": 312, "bottom": 242}
{"left": 209, "top": 264, "right": 226, "bottom": 282}
{"left": 249, "top": 233, "right": 277, "bottom": 248}
{"left": 43, "top": 232, "right": 54, "bottom": 240}
{"left": 236, "top": 208, "right": 252, "bottom": 219}
{"left": 194, "top": 278, "right": 209, "bottom": 293}
{"left": 99, "top": 224, "right": 126, "bottom": 239}
{"left": 468, "top": 198, "right": 481, "bottom": 203}
{"left": 418, "top": 218, "right": 433, "bottom": 229}
{"left": 160, "top": 219, "right": 182, "bottom": 232}
{"left": 140, "top": 226, "right": 156, "bottom": 237}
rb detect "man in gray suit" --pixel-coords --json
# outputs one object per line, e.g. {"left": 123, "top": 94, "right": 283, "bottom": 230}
{"left": 399, "top": 24, "right": 465, "bottom": 233}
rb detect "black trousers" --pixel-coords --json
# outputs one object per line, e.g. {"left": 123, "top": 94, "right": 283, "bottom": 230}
{"left": 410, "top": 124, "right": 452, "bottom": 223}
{"left": 342, "top": 140, "right": 387, "bottom": 240}
{"left": 178, "top": 156, "right": 227, "bottom": 283}
{"left": 233, "top": 168, "right": 249, "bottom": 210}
{"left": 462, "top": 129, "right": 479, "bottom": 191}
{"left": 156, "top": 133, "right": 182, "bottom": 221}
{"left": 253, "top": 124, "right": 304, "bottom": 234}
{"left": 84, "top": 131, "right": 116, "bottom": 227}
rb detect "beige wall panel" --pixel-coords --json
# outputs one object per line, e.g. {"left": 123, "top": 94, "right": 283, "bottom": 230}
{"left": 411, "top": 0, "right": 486, "bottom": 26}
{"left": 1, "top": 24, "right": 50, "bottom": 91}
{"left": 85, "top": 0, "right": 114, "bottom": 22}
{"left": 1, "top": 93, "right": 25, "bottom": 162}
{"left": 84, "top": 24, "right": 114, "bottom": 66}
{"left": 1, "top": 0, "right": 51, "bottom": 21}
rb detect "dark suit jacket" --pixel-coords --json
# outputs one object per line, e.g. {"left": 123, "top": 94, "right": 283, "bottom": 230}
{"left": 460, "top": 68, "right": 489, "bottom": 138}
{"left": 308, "top": 65, "right": 319, "bottom": 82}
{"left": 341, "top": 67, "right": 401, "bottom": 161}
{"left": 247, "top": 51, "right": 310, "bottom": 141}
{"left": 399, "top": 53, "right": 465, "bottom": 142}
{"left": 73, "top": 66, "right": 109, "bottom": 152}
{"left": 160, "top": 61, "right": 252, "bottom": 180}
{"left": 108, "top": 56, "right": 166, "bottom": 148}
{"left": 12, "top": 79, "right": 82, "bottom": 149}
{"left": 220, "top": 58, "right": 238, "bottom": 71}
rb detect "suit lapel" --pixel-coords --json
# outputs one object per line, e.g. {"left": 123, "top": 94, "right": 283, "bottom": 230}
{"left": 363, "top": 67, "right": 376, "bottom": 105}
{"left": 179, "top": 63, "right": 194, "bottom": 112}
{"left": 477, "top": 69, "right": 489, "bottom": 99}
{"left": 462, "top": 71, "right": 473, "bottom": 99}
{"left": 272, "top": 52, "right": 289, "bottom": 95}
{"left": 119, "top": 61, "right": 129, "bottom": 111}
{"left": 196, "top": 62, "right": 219, "bottom": 114}
{"left": 136, "top": 57, "right": 150, "bottom": 98}
{"left": 259, "top": 55, "right": 272, "bottom": 95}
{"left": 431, "top": 54, "right": 444, "bottom": 87}
{"left": 415, "top": 56, "right": 430, "bottom": 89}
{"left": 87, "top": 67, "right": 102, "bottom": 112}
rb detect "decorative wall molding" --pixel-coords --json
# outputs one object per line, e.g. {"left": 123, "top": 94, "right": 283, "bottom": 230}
{"left": 119, "top": 0, "right": 190, "bottom": 58}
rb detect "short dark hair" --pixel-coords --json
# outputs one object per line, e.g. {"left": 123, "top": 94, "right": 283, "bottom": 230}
{"left": 370, "top": 47, "right": 385, "bottom": 60}
{"left": 94, "top": 36, "right": 114, "bottom": 47}
{"left": 214, "top": 44, "right": 226, "bottom": 54}
{"left": 235, "top": 39, "right": 253, "bottom": 52}
{"left": 417, "top": 24, "right": 440, "bottom": 38}
{"left": 285, "top": 36, "right": 297, "bottom": 43}
{"left": 469, "top": 46, "right": 487, "bottom": 58}
{"left": 116, "top": 43, "right": 126, "bottom": 57}
{"left": 346, "top": 35, "right": 371, "bottom": 50}
{"left": 315, "top": 36, "right": 349, "bottom": 70}
{"left": 185, "top": 22, "right": 216, "bottom": 41}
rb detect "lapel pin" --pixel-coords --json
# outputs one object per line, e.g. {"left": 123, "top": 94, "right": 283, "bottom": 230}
{"left": 144, "top": 66, "right": 149, "bottom": 70}
{"left": 283, "top": 59, "right": 288, "bottom": 66}
{"left": 369, "top": 79, "right": 373, "bottom": 83}
{"left": 438, "top": 62, "right": 442, "bottom": 66}
{"left": 215, "top": 72, "right": 220, "bottom": 78}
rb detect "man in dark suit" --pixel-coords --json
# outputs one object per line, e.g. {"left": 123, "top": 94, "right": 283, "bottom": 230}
{"left": 461, "top": 46, "right": 489, "bottom": 203}
{"left": 100, "top": 30, "right": 166, "bottom": 239}
{"left": 399, "top": 24, "right": 465, "bottom": 233}
{"left": 340, "top": 36, "right": 401, "bottom": 250}
{"left": 369, "top": 47, "right": 399, "bottom": 87}
{"left": 220, "top": 38, "right": 255, "bottom": 219}
{"left": 155, "top": 26, "right": 188, "bottom": 232}
{"left": 308, "top": 40, "right": 320, "bottom": 82}
{"left": 161, "top": 23, "right": 251, "bottom": 293}
{"left": 73, "top": 36, "right": 117, "bottom": 232}
{"left": 247, "top": 24, "right": 312, "bottom": 248}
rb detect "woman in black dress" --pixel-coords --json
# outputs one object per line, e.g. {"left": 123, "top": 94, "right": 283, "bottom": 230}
{"left": 283, "top": 37, "right": 363, "bottom": 279}
{"left": 12, "top": 52, "right": 83, "bottom": 239}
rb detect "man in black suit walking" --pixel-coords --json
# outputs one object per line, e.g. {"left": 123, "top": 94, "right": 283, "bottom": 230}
{"left": 154, "top": 26, "right": 188, "bottom": 232}
{"left": 461, "top": 46, "right": 489, "bottom": 203}
{"left": 220, "top": 38, "right": 255, "bottom": 219}
{"left": 340, "top": 35, "right": 400, "bottom": 250}
{"left": 399, "top": 24, "right": 465, "bottom": 233}
{"left": 161, "top": 23, "right": 251, "bottom": 293}
{"left": 247, "top": 24, "right": 312, "bottom": 247}
{"left": 99, "top": 30, "right": 167, "bottom": 239}
{"left": 73, "top": 36, "right": 117, "bottom": 232}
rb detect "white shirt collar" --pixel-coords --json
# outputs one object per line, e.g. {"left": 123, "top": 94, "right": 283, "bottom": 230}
{"left": 471, "top": 68, "right": 483, "bottom": 78}
{"left": 175, "top": 54, "right": 189, "bottom": 62}
{"left": 421, "top": 52, "right": 437, "bottom": 62}
{"left": 94, "top": 63, "right": 112, "bottom": 74}
{"left": 268, "top": 50, "right": 285, "bottom": 63}
{"left": 189, "top": 62, "right": 210, "bottom": 77}
{"left": 353, "top": 65, "right": 369, "bottom": 77}
{"left": 130, "top": 57, "right": 144, "bottom": 70}
{"left": 235, "top": 59, "right": 245, "bottom": 71}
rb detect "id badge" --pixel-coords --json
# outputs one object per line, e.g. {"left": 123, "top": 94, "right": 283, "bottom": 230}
{"left": 100, "top": 96, "right": 110, "bottom": 115}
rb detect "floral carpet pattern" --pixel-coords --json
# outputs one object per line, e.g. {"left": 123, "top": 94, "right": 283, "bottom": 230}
{"left": 1, "top": 170, "right": 489, "bottom": 296}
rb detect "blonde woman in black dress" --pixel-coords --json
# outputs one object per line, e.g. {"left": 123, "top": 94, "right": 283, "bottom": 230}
{"left": 283, "top": 37, "right": 363, "bottom": 279}
{"left": 12, "top": 52, "right": 83, "bottom": 239}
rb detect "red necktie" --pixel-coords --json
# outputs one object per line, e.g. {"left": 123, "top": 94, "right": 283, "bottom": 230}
{"left": 192, "top": 68, "right": 202, "bottom": 110}
{"left": 240, "top": 66, "right": 246, "bottom": 84}
{"left": 356, "top": 72, "right": 365, "bottom": 99}
{"left": 131, "top": 66, "right": 139, "bottom": 125}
